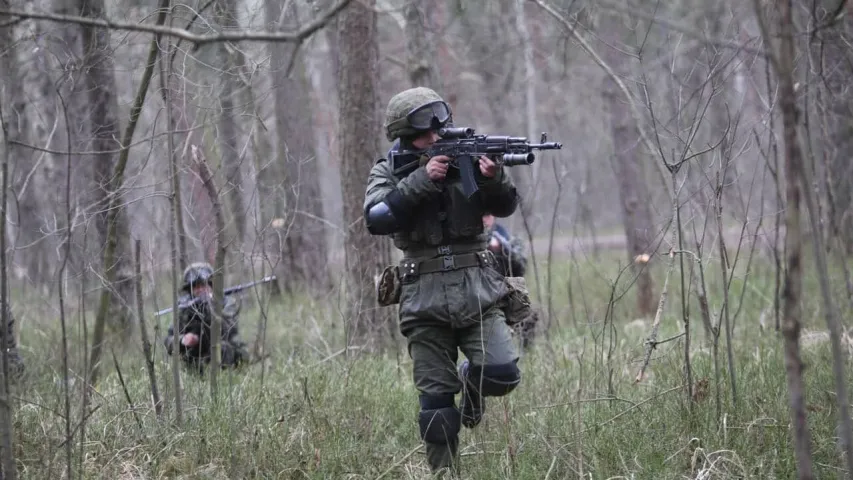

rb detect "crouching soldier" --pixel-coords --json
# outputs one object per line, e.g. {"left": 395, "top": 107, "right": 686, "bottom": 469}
{"left": 0, "top": 301, "right": 24, "bottom": 380}
{"left": 483, "top": 214, "right": 540, "bottom": 350}
{"left": 164, "top": 262, "right": 248, "bottom": 373}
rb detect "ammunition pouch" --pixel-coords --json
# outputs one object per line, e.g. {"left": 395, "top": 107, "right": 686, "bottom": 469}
{"left": 501, "top": 276, "right": 533, "bottom": 327}
{"left": 376, "top": 265, "right": 402, "bottom": 306}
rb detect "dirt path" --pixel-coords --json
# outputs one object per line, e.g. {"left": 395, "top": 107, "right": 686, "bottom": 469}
{"left": 324, "top": 224, "right": 781, "bottom": 268}
{"left": 527, "top": 224, "right": 780, "bottom": 258}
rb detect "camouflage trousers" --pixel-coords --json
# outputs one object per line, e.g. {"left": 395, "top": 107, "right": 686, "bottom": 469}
{"left": 394, "top": 250, "right": 524, "bottom": 474}
{"left": 178, "top": 339, "right": 249, "bottom": 374}
{"left": 405, "top": 308, "right": 520, "bottom": 475}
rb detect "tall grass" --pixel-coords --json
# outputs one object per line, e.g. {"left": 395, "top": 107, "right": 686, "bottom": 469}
{"left": 8, "top": 247, "right": 852, "bottom": 479}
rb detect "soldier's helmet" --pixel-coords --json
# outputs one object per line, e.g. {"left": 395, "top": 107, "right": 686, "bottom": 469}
{"left": 181, "top": 262, "right": 214, "bottom": 292}
{"left": 384, "top": 87, "right": 452, "bottom": 142}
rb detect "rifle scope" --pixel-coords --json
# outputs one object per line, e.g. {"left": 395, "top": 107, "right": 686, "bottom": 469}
{"left": 438, "top": 127, "right": 475, "bottom": 138}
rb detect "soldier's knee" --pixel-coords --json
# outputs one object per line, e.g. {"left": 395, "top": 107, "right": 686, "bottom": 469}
{"left": 7, "top": 349, "right": 24, "bottom": 380}
{"left": 465, "top": 360, "right": 521, "bottom": 397}
{"left": 418, "top": 394, "right": 461, "bottom": 445}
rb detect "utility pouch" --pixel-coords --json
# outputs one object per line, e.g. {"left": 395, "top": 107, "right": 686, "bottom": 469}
{"left": 502, "top": 276, "right": 533, "bottom": 326}
{"left": 377, "top": 265, "right": 402, "bottom": 306}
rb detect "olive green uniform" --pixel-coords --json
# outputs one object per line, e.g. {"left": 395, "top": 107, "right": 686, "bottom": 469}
{"left": 364, "top": 87, "right": 523, "bottom": 474}
{"left": 0, "top": 301, "right": 24, "bottom": 380}
{"left": 164, "top": 294, "right": 246, "bottom": 371}
{"left": 485, "top": 224, "right": 540, "bottom": 349}
{"left": 163, "top": 263, "right": 248, "bottom": 373}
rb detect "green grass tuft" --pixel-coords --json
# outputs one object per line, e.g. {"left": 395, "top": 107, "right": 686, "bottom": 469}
{"left": 8, "top": 249, "right": 853, "bottom": 479}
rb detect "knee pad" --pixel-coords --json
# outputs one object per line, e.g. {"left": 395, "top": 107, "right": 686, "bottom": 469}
{"left": 465, "top": 360, "right": 521, "bottom": 397}
{"left": 418, "top": 394, "right": 461, "bottom": 444}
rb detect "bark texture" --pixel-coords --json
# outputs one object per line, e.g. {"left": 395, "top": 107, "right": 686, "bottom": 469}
{"left": 337, "top": 0, "right": 393, "bottom": 348}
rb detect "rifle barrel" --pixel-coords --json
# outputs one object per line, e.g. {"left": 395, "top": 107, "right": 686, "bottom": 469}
{"left": 153, "top": 275, "right": 277, "bottom": 317}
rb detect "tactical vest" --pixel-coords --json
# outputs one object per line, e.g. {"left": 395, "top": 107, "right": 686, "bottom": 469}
{"left": 383, "top": 142, "right": 488, "bottom": 252}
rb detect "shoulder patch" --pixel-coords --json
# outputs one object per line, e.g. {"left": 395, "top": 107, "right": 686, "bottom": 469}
{"left": 374, "top": 157, "right": 388, "bottom": 166}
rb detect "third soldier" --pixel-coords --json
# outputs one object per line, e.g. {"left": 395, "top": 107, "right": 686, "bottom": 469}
{"left": 164, "top": 262, "right": 248, "bottom": 373}
{"left": 483, "top": 213, "right": 540, "bottom": 349}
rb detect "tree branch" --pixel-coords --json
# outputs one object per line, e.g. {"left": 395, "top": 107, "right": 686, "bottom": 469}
{"left": 531, "top": 0, "right": 669, "bottom": 197}
{"left": 593, "top": 0, "right": 768, "bottom": 58}
{"left": 191, "top": 145, "right": 225, "bottom": 399}
{"left": 0, "top": 0, "right": 351, "bottom": 45}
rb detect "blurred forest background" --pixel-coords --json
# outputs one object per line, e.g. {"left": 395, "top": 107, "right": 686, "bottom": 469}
{"left": 0, "top": 0, "right": 852, "bottom": 477}
{"left": 1, "top": 0, "right": 850, "bottom": 332}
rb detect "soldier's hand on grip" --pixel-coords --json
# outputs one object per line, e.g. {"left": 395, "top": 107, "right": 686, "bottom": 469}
{"left": 181, "top": 333, "right": 199, "bottom": 347}
{"left": 478, "top": 155, "right": 498, "bottom": 178}
{"left": 426, "top": 155, "right": 451, "bottom": 181}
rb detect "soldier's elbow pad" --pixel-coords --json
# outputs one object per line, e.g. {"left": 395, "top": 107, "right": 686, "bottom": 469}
{"left": 365, "top": 191, "right": 407, "bottom": 235}
{"left": 485, "top": 192, "right": 519, "bottom": 218}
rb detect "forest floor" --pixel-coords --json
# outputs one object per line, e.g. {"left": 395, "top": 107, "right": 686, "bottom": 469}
{"left": 9, "top": 228, "right": 847, "bottom": 480}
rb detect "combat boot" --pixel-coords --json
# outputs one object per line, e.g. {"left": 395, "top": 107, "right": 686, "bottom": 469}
{"left": 425, "top": 438, "right": 460, "bottom": 478}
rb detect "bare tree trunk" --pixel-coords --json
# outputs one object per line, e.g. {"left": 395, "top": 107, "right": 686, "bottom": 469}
{"left": 599, "top": 24, "right": 657, "bottom": 318}
{"left": 512, "top": 0, "right": 550, "bottom": 315}
{"left": 759, "top": 0, "right": 814, "bottom": 477}
{"left": 810, "top": 7, "right": 853, "bottom": 254}
{"left": 714, "top": 169, "right": 738, "bottom": 406}
{"left": 456, "top": 2, "right": 536, "bottom": 220}
{"left": 134, "top": 240, "right": 162, "bottom": 418}
{"left": 0, "top": 70, "right": 18, "bottom": 480}
{"left": 57, "top": 98, "right": 75, "bottom": 479}
{"left": 87, "top": 0, "right": 167, "bottom": 386}
{"left": 213, "top": 0, "right": 249, "bottom": 251}
{"left": 168, "top": 115, "right": 184, "bottom": 427}
{"left": 42, "top": 0, "right": 91, "bottom": 290}
{"left": 0, "top": 15, "right": 54, "bottom": 291}
{"left": 453, "top": 1, "right": 550, "bottom": 305}
{"left": 264, "top": 0, "right": 330, "bottom": 295}
{"left": 454, "top": 2, "right": 513, "bottom": 132}
{"left": 777, "top": 69, "right": 815, "bottom": 480}
{"left": 403, "top": 1, "right": 441, "bottom": 89}
{"left": 306, "top": 0, "right": 344, "bottom": 263}
{"left": 337, "top": 0, "right": 393, "bottom": 349}
{"left": 193, "top": 146, "right": 225, "bottom": 398}
{"left": 798, "top": 1, "right": 853, "bottom": 470}
{"left": 514, "top": 0, "right": 539, "bottom": 187}
{"left": 79, "top": 0, "right": 136, "bottom": 382}
{"left": 323, "top": 1, "right": 341, "bottom": 84}
{"left": 158, "top": 37, "right": 190, "bottom": 268}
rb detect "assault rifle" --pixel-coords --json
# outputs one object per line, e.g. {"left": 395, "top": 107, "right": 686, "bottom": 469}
{"left": 389, "top": 127, "right": 563, "bottom": 198}
{"left": 154, "top": 275, "right": 277, "bottom": 317}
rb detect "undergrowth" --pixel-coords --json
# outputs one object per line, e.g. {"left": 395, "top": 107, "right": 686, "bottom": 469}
{"left": 7, "top": 247, "right": 852, "bottom": 479}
